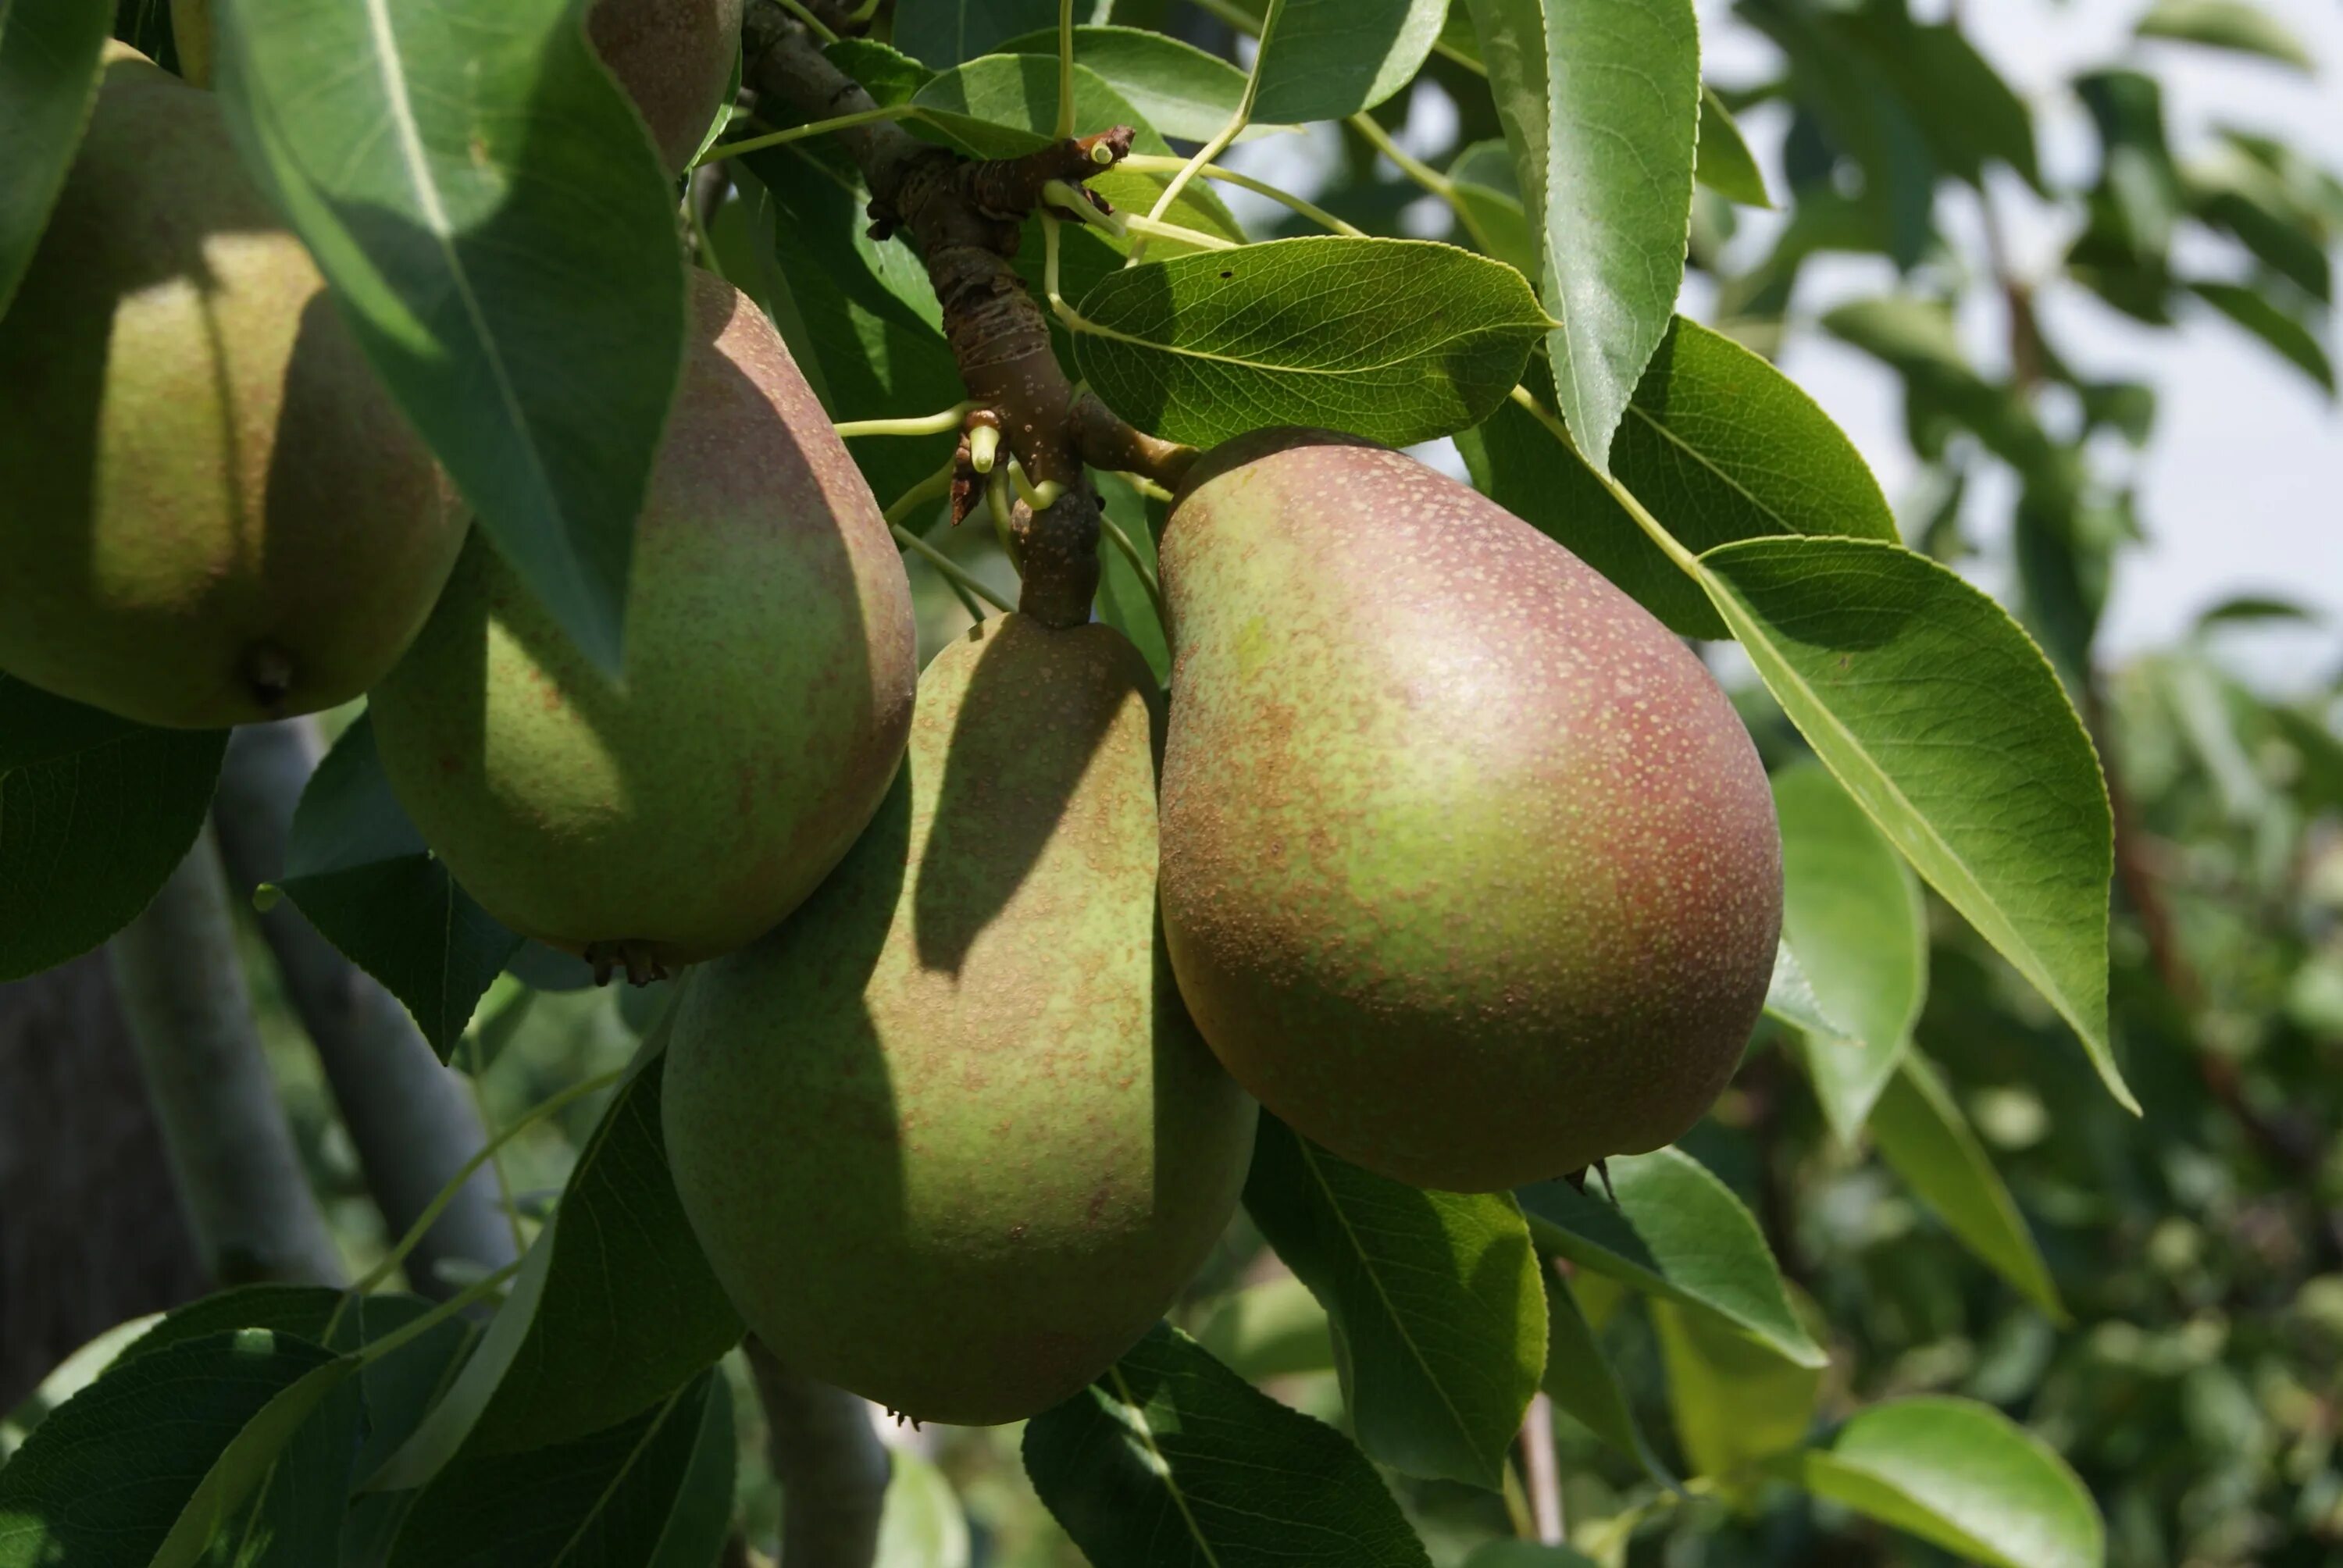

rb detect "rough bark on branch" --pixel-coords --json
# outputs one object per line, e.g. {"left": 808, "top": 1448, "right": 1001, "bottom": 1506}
{"left": 739, "top": 0, "right": 1196, "bottom": 625}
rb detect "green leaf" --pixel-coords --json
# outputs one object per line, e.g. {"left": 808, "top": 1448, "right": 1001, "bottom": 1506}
{"left": 1695, "top": 536, "right": 2128, "bottom": 1110}
{"left": 2138, "top": 0, "right": 2313, "bottom": 70}
{"left": 1778, "top": 1397, "right": 2101, "bottom": 1568}
{"left": 1822, "top": 298, "right": 2065, "bottom": 489}
{"left": 893, "top": 0, "right": 1055, "bottom": 67}
{"left": 877, "top": 1450, "right": 973, "bottom": 1568}
{"left": 1095, "top": 476, "right": 1170, "bottom": 686}
{"left": 1696, "top": 86, "right": 1770, "bottom": 208}
{"left": 280, "top": 715, "right": 521, "bottom": 1059}
{"left": 1193, "top": 1277, "right": 1338, "bottom": 1381}
{"left": 1457, "top": 318, "right": 1895, "bottom": 637}
{"left": 1774, "top": 761, "right": 1927, "bottom": 1139}
{"left": 0, "top": 676, "right": 226, "bottom": 982}
{"left": 1652, "top": 1299, "right": 1821, "bottom": 1488}
{"left": 385, "top": 1372, "right": 733, "bottom": 1568}
{"left": 1250, "top": 0, "right": 1446, "bottom": 123}
{"left": 1541, "top": 1264, "right": 1669, "bottom": 1482}
{"left": 1461, "top": 0, "right": 1556, "bottom": 279}
{"left": 1539, "top": 0, "right": 1700, "bottom": 469}
{"left": 1449, "top": 140, "right": 1539, "bottom": 279}
{"left": 1517, "top": 1149, "right": 1824, "bottom": 1368}
{"left": 2190, "top": 280, "right": 2335, "bottom": 393}
{"left": 1074, "top": 236, "right": 1546, "bottom": 447}
{"left": 1870, "top": 1053, "right": 2064, "bottom": 1320}
{"left": 1244, "top": 1116, "right": 1545, "bottom": 1490}
{"left": 1022, "top": 1324, "right": 1433, "bottom": 1567}
{"left": 209, "top": 0, "right": 689, "bottom": 675}
{"left": 825, "top": 37, "right": 936, "bottom": 105}
{"left": 0, "top": 1328, "right": 356, "bottom": 1568}
{"left": 0, "top": 0, "right": 110, "bottom": 315}
{"left": 1462, "top": 1546, "right": 1600, "bottom": 1568}
{"left": 911, "top": 54, "right": 1243, "bottom": 245}
{"left": 995, "top": 25, "right": 1250, "bottom": 141}
{"left": 1763, "top": 941, "right": 1849, "bottom": 1042}
{"left": 371, "top": 1042, "right": 740, "bottom": 1485}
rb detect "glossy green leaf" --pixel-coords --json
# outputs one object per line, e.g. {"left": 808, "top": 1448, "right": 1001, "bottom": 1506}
{"left": 1652, "top": 1299, "right": 1821, "bottom": 1487}
{"left": 893, "top": 0, "right": 1055, "bottom": 67}
{"left": 1774, "top": 761, "right": 1927, "bottom": 1139}
{"left": 1245, "top": 1116, "right": 1545, "bottom": 1490}
{"left": 995, "top": 25, "right": 1250, "bottom": 141}
{"left": 209, "top": 0, "right": 689, "bottom": 675}
{"left": 372, "top": 1042, "right": 740, "bottom": 1484}
{"left": 1517, "top": 1149, "right": 1824, "bottom": 1368}
{"left": 385, "top": 1373, "right": 733, "bottom": 1568}
{"left": 911, "top": 54, "right": 1243, "bottom": 244}
{"left": 1695, "top": 536, "right": 2128, "bottom": 1110}
{"left": 1540, "top": 0, "right": 1700, "bottom": 469}
{"left": 1696, "top": 86, "right": 1771, "bottom": 208}
{"left": 1461, "top": 0, "right": 1554, "bottom": 281}
{"left": 2191, "top": 280, "right": 2334, "bottom": 392}
{"left": 1458, "top": 318, "right": 1895, "bottom": 636}
{"left": 2138, "top": 0, "right": 2313, "bottom": 70}
{"left": 1074, "top": 236, "right": 1546, "bottom": 447}
{"left": 1541, "top": 1263, "right": 1668, "bottom": 1482}
{"left": 1250, "top": 0, "right": 1446, "bottom": 123}
{"left": 1022, "top": 1324, "right": 1432, "bottom": 1567}
{"left": 0, "top": 676, "right": 226, "bottom": 982}
{"left": 280, "top": 715, "right": 521, "bottom": 1059}
{"left": 1871, "top": 1053, "right": 2063, "bottom": 1320}
{"left": 0, "top": 0, "right": 111, "bottom": 315}
{"left": 1763, "top": 941, "right": 1850, "bottom": 1042}
{"left": 1778, "top": 1397, "right": 2101, "bottom": 1568}
{"left": 0, "top": 1328, "right": 355, "bottom": 1568}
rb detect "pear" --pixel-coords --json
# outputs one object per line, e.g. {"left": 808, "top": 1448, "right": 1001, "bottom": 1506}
{"left": 368, "top": 271, "right": 916, "bottom": 974}
{"left": 0, "top": 48, "right": 462, "bottom": 729}
{"left": 663, "top": 615, "right": 1256, "bottom": 1425}
{"left": 590, "top": 0, "right": 745, "bottom": 174}
{"left": 1157, "top": 429, "right": 1781, "bottom": 1192}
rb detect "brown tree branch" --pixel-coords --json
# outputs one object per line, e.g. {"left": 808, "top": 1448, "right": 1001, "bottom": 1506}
{"left": 738, "top": 0, "right": 1196, "bottom": 625}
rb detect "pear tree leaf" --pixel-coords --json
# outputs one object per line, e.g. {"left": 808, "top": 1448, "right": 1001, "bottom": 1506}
{"left": 1449, "top": 140, "right": 1539, "bottom": 279}
{"left": 1250, "top": 0, "right": 1447, "bottom": 124}
{"left": 1763, "top": 941, "right": 1850, "bottom": 1041}
{"left": 1651, "top": 1299, "right": 1822, "bottom": 1489}
{"left": 209, "top": 0, "right": 690, "bottom": 674}
{"left": 876, "top": 1450, "right": 973, "bottom": 1568}
{"left": 0, "top": 0, "right": 111, "bottom": 315}
{"left": 1696, "top": 86, "right": 1771, "bottom": 208}
{"left": 1774, "top": 761, "right": 1928, "bottom": 1139}
{"left": 2137, "top": 0, "right": 2314, "bottom": 71}
{"left": 1462, "top": 1547, "right": 1602, "bottom": 1568}
{"left": 891, "top": 0, "right": 1056, "bottom": 67}
{"left": 1517, "top": 1149, "right": 1824, "bottom": 1368}
{"left": 2191, "top": 280, "right": 2334, "bottom": 392}
{"left": 1074, "top": 237, "right": 1547, "bottom": 447}
{"left": 371, "top": 1039, "right": 740, "bottom": 1487}
{"left": 280, "top": 715, "right": 522, "bottom": 1059}
{"left": 1775, "top": 1397, "right": 2102, "bottom": 1568}
{"left": 0, "top": 676, "right": 227, "bottom": 982}
{"left": 1457, "top": 318, "right": 1894, "bottom": 637}
{"left": 1193, "top": 1277, "right": 1338, "bottom": 1381}
{"left": 994, "top": 25, "right": 1251, "bottom": 141}
{"left": 1244, "top": 1116, "right": 1546, "bottom": 1490}
{"left": 1695, "top": 536, "right": 2128, "bottom": 1110}
{"left": 1541, "top": 1263, "right": 1671, "bottom": 1484}
{"left": 1870, "top": 1053, "right": 2064, "bottom": 1320}
{"left": 1022, "top": 1324, "right": 1433, "bottom": 1567}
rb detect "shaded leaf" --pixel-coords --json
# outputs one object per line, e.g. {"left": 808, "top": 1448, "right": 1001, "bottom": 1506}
{"left": 0, "top": 676, "right": 226, "bottom": 982}
{"left": 2138, "top": 0, "right": 2313, "bottom": 70}
{"left": 0, "top": 0, "right": 111, "bottom": 314}
{"left": 1244, "top": 1116, "right": 1545, "bottom": 1489}
{"left": 1075, "top": 236, "right": 1546, "bottom": 447}
{"left": 280, "top": 715, "right": 521, "bottom": 1059}
{"left": 892, "top": 0, "right": 1056, "bottom": 67}
{"left": 1518, "top": 1149, "right": 1824, "bottom": 1367}
{"left": 1696, "top": 536, "right": 2127, "bottom": 1110}
{"left": 2191, "top": 280, "right": 2334, "bottom": 392}
{"left": 1696, "top": 86, "right": 1770, "bottom": 208}
{"left": 1463, "top": 1547, "right": 1600, "bottom": 1568}
{"left": 1778, "top": 1397, "right": 2101, "bottom": 1568}
{"left": 995, "top": 25, "right": 1250, "bottom": 141}
{"left": 1251, "top": 0, "right": 1446, "bottom": 124}
{"left": 1541, "top": 1263, "right": 1669, "bottom": 1482}
{"left": 210, "top": 0, "right": 689, "bottom": 673}
{"left": 1763, "top": 940, "right": 1850, "bottom": 1042}
{"left": 1449, "top": 139, "right": 1539, "bottom": 278}
{"left": 1193, "top": 1277, "right": 1337, "bottom": 1381}
{"left": 1870, "top": 1053, "right": 2064, "bottom": 1320}
{"left": 1652, "top": 1299, "right": 1821, "bottom": 1488}
{"left": 1022, "top": 1323, "right": 1432, "bottom": 1567}
{"left": 1095, "top": 476, "right": 1170, "bottom": 686}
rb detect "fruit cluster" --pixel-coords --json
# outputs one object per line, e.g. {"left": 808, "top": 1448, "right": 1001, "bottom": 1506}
{"left": 1, "top": 27, "right": 1781, "bottom": 1430}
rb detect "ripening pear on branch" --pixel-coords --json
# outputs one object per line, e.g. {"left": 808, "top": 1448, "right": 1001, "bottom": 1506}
{"left": 369, "top": 271, "right": 917, "bottom": 975}
{"left": 663, "top": 615, "right": 1257, "bottom": 1426}
{"left": 1157, "top": 430, "right": 1783, "bottom": 1193}
{"left": 0, "top": 46, "right": 463, "bottom": 729}
{"left": 589, "top": 0, "right": 746, "bottom": 173}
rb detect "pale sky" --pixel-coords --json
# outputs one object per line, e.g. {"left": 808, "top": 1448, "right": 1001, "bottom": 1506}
{"left": 1221, "top": 0, "right": 2342, "bottom": 682}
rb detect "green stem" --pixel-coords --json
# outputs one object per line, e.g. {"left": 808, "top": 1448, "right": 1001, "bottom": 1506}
{"left": 463, "top": 1029, "right": 528, "bottom": 1266}
{"left": 893, "top": 523, "right": 1015, "bottom": 613}
{"left": 1348, "top": 111, "right": 1457, "bottom": 202}
{"left": 354, "top": 1261, "right": 525, "bottom": 1367}
{"left": 1131, "top": 0, "right": 1284, "bottom": 261}
{"left": 834, "top": 403, "right": 974, "bottom": 439}
{"left": 1116, "top": 154, "right": 1364, "bottom": 236}
{"left": 883, "top": 461, "right": 957, "bottom": 527}
{"left": 1124, "top": 212, "right": 1240, "bottom": 251}
{"left": 1507, "top": 385, "right": 1703, "bottom": 576}
{"left": 1044, "top": 179, "right": 1128, "bottom": 238}
{"left": 1097, "top": 508, "right": 1166, "bottom": 625}
{"left": 776, "top": 0, "right": 840, "bottom": 44}
{"left": 1056, "top": 0, "right": 1078, "bottom": 141}
{"left": 692, "top": 104, "right": 918, "bottom": 166}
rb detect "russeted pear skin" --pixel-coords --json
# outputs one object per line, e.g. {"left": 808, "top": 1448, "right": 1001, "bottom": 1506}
{"left": 589, "top": 0, "right": 746, "bottom": 173}
{"left": 0, "top": 48, "right": 462, "bottom": 729}
{"left": 664, "top": 615, "right": 1256, "bottom": 1426}
{"left": 1157, "top": 429, "right": 1782, "bottom": 1192}
{"left": 368, "top": 271, "right": 916, "bottom": 969}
